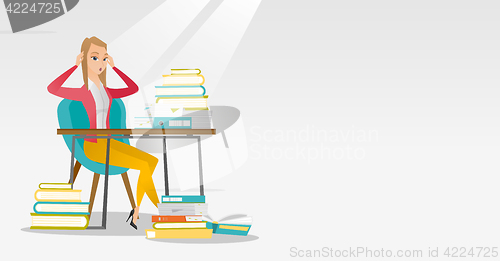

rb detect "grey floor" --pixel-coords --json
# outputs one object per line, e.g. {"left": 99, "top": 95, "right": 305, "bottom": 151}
{"left": 21, "top": 212, "right": 258, "bottom": 244}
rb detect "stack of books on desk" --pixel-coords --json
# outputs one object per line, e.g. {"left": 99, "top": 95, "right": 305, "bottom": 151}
{"left": 30, "top": 183, "right": 90, "bottom": 230}
{"left": 150, "top": 69, "right": 212, "bottom": 129}
{"left": 156, "top": 69, "right": 207, "bottom": 107}
{"left": 145, "top": 195, "right": 212, "bottom": 239}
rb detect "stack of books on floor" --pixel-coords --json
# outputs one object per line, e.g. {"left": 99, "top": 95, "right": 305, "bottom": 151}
{"left": 151, "top": 68, "right": 212, "bottom": 129}
{"left": 145, "top": 195, "right": 212, "bottom": 239}
{"left": 30, "top": 183, "right": 90, "bottom": 230}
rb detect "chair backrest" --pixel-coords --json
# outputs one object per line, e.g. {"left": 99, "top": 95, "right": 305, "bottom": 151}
{"left": 58, "top": 99, "right": 130, "bottom": 175}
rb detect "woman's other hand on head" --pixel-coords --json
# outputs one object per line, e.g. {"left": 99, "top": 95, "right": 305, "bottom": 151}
{"left": 105, "top": 55, "right": 115, "bottom": 68}
{"left": 76, "top": 51, "right": 84, "bottom": 67}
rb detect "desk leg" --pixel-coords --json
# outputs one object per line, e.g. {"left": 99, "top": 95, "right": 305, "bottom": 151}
{"left": 197, "top": 136, "right": 205, "bottom": 196}
{"left": 102, "top": 138, "right": 111, "bottom": 229}
{"left": 88, "top": 138, "right": 110, "bottom": 230}
{"left": 221, "top": 130, "right": 229, "bottom": 148}
{"left": 163, "top": 136, "right": 169, "bottom": 196}
{"left": 70, "top": 136, "right": 76, "bottom": 190}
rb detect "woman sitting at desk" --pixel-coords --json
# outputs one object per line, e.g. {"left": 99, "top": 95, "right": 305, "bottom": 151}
{"left": 47, "top": 36, "right": 159, "bottom": 230}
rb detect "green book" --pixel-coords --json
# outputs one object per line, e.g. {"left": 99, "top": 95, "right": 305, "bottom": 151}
{"left": 170, "top": 69, "right": 201, "bottom": 75}
{"left": 155, "top": 95, "right": 209, "bottom": 108}
{"left": 155, "top": 95, "right": 209, "bottom": 99}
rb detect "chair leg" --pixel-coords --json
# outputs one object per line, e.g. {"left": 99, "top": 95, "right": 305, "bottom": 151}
{"left": 68, "top": 161, "right": 82, "bottom": 184}
{"left": 88, "top": 173, "right": 100, "bottom": 217}
{"left": 121, "top": 172, "right": 137, "bottom": 211}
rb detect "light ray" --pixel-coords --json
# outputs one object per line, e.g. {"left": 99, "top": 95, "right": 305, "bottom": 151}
{"left": 154, "top": 0, "right": 262, "bottom": 95}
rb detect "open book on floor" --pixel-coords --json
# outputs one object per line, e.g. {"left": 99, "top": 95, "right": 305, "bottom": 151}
{"left": 203, "top": 214, "right": 252, "bottom": 236}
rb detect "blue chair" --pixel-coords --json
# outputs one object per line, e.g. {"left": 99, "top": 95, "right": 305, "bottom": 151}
{"left": 58, "top": 99, "right": 136, "bottom": 216}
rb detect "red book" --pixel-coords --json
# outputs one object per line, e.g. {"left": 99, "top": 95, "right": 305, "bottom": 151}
{"left": 152, "top": 215, "right": 203, "bottom": 222}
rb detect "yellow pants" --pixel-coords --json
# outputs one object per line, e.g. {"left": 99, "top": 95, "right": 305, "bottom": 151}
{"left": 83, "top": 138, "right": 159, "bottom": 208}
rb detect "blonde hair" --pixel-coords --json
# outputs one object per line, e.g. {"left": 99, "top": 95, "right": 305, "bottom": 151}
{"left": 81, "top": 36, "right": 107, "bottom": 89}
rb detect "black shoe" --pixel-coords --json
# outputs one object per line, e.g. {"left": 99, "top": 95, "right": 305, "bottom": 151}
{"left": 130, "top": 220, "right": 137, "bottom": 230}
{"left": 126, "top": 209, "right": 138, "bottom": 230}
{"left": 126, "top": 209, "right": 134, "bottom": 222}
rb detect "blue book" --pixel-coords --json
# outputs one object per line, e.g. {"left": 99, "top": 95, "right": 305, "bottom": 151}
{"left": 212, "top": 223, "right": 251, "bottom": 236}
{"left": 33, "top": 202, "right": 90, "bottom": 215}
{"left": 155, "top": 85, "right": 206, "bottom": 97}
{"left": 161, "top": 195, "right": 206, "bottom": 203}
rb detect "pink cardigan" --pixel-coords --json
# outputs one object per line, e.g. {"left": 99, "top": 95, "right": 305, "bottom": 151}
{"left": 48, "top": 65, "right": 138, "bottom": 142}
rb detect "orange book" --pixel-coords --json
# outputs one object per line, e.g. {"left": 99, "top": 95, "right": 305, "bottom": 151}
{"left": 151, "top": 215, "right": 203, "bottom": 222}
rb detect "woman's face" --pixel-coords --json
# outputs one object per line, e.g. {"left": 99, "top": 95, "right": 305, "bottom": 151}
{"left": 86, "top": 43, "right": 109, "bottom": 76}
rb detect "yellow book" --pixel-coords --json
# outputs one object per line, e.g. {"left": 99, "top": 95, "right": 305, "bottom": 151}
{"left": 30, "top": 213, "right": 89, "bottom": 230}
{"left": 34, "top": 189, "right": 82, "bottom": 202}
{"left": 184, "top": 107, "right": 209, "bottom": 111}
{"left": 39, "top": 183, "right": 72, "bottom": 190}
{"left": 162, "top": 74, "right": 205, "bottom": 86}
{"left": 170, "top": 69, "right": 201, "bottom": 75}
{"left": 145, "top": 228, "right": 213, "bottom": 239}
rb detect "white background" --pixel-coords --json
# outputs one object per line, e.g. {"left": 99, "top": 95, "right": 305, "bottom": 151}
{"left": 0, "top": 0, "right": 499, "bottom": 260}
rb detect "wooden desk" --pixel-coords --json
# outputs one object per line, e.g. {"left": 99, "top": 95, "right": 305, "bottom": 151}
{"left": 57, "top": 129, "right": 216, "bottom": 135}
{"left": 57, "top": 128, "right": 216, "bottom": 229}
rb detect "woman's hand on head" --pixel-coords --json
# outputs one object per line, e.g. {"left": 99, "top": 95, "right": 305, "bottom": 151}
{"left": 75, "top": 51, "right": 84, "bottom": 67}
{"left": 106, "top": 55, "right": 115, "bottom": 68}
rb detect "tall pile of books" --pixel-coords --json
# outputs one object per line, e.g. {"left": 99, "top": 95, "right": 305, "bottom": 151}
{"left": 145, "top": 195, "right": 212, "bottom": 239}
{"left": 30, "top": 183, "right": 90, "bottom": 230}
{"left": 133, "top": 68, "right": 212, "bottom": 129}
